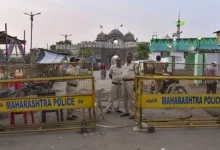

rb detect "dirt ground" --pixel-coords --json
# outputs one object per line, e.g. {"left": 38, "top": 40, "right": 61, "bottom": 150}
{"left": 0, "top": 71, "right": 220, "bottom": 150}
{"left": 1, "top": 114, "right": 220, "bottom": 150}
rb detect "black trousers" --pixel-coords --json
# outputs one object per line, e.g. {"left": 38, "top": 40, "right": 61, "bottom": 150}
{"left": 206, "top": 82, "right": 217, "bottom": 94}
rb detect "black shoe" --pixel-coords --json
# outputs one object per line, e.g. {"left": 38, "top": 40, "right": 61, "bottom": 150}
{"left": 129, "top": 116, "right": 134, "bottom": 119}
{"left": 105, "top": 110, "right": 111, "bottom": 114}
{"left": 120, "top": 113, "right": 129, "bottom": 117}
{"left": 115, "top": 109, "right": 123, "bottom": 113}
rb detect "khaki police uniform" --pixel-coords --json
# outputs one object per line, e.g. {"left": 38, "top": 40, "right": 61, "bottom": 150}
{"left": 122, "top": 61, "right": 136, "bottom": 116}
{"left": 106, "top": 65, "right": 123, "bottom": 111}
{"left": 66, "top": 65, "right": 78, "bottom": 118}
{"left": 153, "top": 61, "right": 166, "bottom": 93}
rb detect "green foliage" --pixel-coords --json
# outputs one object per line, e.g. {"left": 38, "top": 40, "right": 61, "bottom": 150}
{"left": 50, "top": 45, "right": 56, "bottom": 51}
{"left": 49, "top": 40, "right": 72, "bottom": 54}
{"left": 134, "top": 42, "right": 150, "bottom": 60}
{"left": 77, "top": 49, "right": 94, "bottom": 58}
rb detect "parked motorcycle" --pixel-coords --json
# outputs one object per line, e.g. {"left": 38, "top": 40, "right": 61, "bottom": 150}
{"left": 16, "top": 81, "right": 54, "bottom": 97}
{"left": 151, "top": 79, "right": 187, "bottom": 94}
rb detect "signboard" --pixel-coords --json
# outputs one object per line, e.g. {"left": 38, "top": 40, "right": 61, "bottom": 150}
{"left": 141, "top": 94, "right": 220, "bottom": 108}
{"left": 0, "top": 95, "right": 93, "bottom": 112}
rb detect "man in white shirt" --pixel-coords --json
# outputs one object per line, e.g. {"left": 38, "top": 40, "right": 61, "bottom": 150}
{"left": 120, "top": 53, "right": 136, "bottom": 119}
{"left": 105, "top": 57, "right": 123, "bottom": 114}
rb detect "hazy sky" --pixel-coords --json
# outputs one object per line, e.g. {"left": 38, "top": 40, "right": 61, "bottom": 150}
{"left": 0, "top": 0, "right": 220, "bottom": 53}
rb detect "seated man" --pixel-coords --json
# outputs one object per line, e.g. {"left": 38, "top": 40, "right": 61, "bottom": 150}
{"left": 153, "top": 56, "right": 172, "bottom": 93}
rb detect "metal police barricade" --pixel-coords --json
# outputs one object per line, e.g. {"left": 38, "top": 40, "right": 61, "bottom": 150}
{"left": 135, "top": 75, "right": 220, "bottom": 133}
{"left": 0, "top": 62, "right": 96, "bottom": 134}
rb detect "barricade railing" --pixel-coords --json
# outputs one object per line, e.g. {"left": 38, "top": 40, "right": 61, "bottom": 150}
{"left": 135, "top": 75, "right": 220, "bottom": 133}
{"left": 137, "top": 62, "right": 218, "bottom": 76}
{"left": 0, "top": 63, "right": 95, "bottom": 134}
{"left": 0, "top": 62, "right": 93, "bottom": 81}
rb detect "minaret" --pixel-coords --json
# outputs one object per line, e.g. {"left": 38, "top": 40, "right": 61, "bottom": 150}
{"left": 173, "top": 12, "right": 185, "bottom": 39}
{"left": 177, "top": 12, "right": 181, "bottom": 38}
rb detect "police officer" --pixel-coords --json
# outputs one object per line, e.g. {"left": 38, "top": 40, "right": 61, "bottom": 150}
{"left": 120, "top": 53, "right": 136, "bottom": 119}
{"left": 105, "top": 57, "right": 123, "bottom": 114}
{"left": 65, "top": 57, "right": 79, "bottom": 120}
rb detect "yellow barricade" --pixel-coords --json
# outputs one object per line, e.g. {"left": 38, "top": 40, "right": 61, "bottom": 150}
{"left": 0, "top": 63, "right": 96, "bottom": 134}
{"left": 135, "top": 75, "right": 220, "bottom": 133}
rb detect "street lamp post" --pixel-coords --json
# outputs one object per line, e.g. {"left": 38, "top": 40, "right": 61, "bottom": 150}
{"left": 61, "top": 34, "right": 72, "bottom": 54}
{"left": 24, "top": 12, "right": 41, "bottom": 50}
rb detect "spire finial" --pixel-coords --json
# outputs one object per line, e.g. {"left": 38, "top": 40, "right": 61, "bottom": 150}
{"left": 178, "top": 12, "right": 180, "bottom": 20}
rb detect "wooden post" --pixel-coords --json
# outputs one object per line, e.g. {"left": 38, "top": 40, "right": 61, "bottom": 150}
{"left": 5, "top": 23, "right": 8, "bottom": 65}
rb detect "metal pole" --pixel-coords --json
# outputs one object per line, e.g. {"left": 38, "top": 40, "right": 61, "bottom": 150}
{"left": 24, "top": 30, "right": 26, "bottom": 56}
{"left": 24, "top": 12, "right": 41, "bottom": 50}
{"left": 31, "top": 14, "right": 33, "bottom": 50}
{"left": 5, "top": 23, "right": 8, "bottom": 65}
{"left": 61, "top": 34, "right": 71, "bottom": 54}
{"left": 65, "top": 35, "right": 67, "bottom": 53}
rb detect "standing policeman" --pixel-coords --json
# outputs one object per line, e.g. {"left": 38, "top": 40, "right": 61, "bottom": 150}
{"left": 105, "top": 57, "right": 123, "bottom": 114}
{"left": 65, "top": 57, "right": 80, "bottom": 120}
{"left": 120, "top": 53, "right": 136, "bottom": 119}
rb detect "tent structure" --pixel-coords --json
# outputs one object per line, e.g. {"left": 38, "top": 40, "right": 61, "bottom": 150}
{"left": 0, "top": 23, "right": 26, "bottom": 64}
{"left": 36, "top": 48, "right": 72, "bottom": 63}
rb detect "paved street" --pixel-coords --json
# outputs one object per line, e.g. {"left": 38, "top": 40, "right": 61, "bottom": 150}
{"left": 0, "top": 71, "right": 220, "bottom": 150}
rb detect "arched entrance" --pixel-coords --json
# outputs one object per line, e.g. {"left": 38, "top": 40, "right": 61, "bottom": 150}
{"left": 106, "top": 52, "right": 122, "bottom": 69}
{"left": 110, "top": 54, "right": 119, "bottom": 66}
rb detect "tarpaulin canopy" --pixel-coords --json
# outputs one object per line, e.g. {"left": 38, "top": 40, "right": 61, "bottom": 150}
{"left": 36, "top": 49, "right": 66, "bottom": 63}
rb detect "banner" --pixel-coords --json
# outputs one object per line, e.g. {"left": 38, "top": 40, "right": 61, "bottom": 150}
{"left": 0, "top": 95, "right": 93, "bottom": 112}
{"left": 141, "top": 94, "right": 220, "bottom": 108}
{"left": 17, "top": 41, "right": 25, "bottom": 57}
{"left": 7, "top": 38, "right": 15, "bottom": 56}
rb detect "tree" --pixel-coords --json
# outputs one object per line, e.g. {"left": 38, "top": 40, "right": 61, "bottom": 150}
{"left": 77, "top": 49, "right": 94, "bottom": 58}
{"left": 134, "top": 42, "right": 150, "bottom": 60}
{"left": 50, "top": 40, "right": 72, "bottom": 54}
